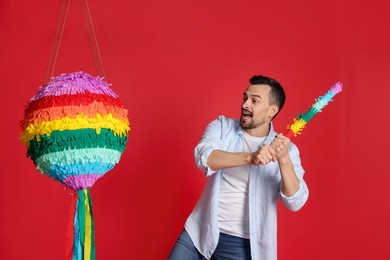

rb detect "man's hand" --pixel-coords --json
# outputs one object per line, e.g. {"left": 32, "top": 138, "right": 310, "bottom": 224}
{"left": 251, "top": 144, "right": 277, "bottom": 165}
{"left": 270, "top": 134, "right": 290, "bottom": 162}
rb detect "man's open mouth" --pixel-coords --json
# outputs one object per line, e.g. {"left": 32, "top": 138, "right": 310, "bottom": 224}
{"left": 241, "top": 110, "right": 253, "bottom": 119}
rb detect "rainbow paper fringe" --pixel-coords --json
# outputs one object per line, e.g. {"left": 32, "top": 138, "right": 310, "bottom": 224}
{"left": 20, "top": 71, "right": 130, "bottom": 190}
{"left": 20, "top": 72, "right": 130, "bottom": 260}
{"left": 285, "top": 82, "right": 343, "bottom": 138}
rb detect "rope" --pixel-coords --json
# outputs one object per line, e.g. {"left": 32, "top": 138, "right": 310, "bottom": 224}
{"left": 85, "top": 0, "right": 106, "bottom": 78}
{"left": 79, "top": 0, "right": 99, "bottom": 76}
{"left": 44, "top": 0, "right": 71, "bottom": 85}
{"left": 43, "top": 0, "right": 106, "bottom": 85}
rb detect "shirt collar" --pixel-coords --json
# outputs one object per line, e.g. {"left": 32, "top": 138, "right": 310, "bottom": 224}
{"left": 237, "top": 122, "right": 276, "bottom": 145}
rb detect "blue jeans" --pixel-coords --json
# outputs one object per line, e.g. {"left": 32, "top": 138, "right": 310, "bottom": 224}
{"left": 168, "top": 229, "right": 251, "bottom": 260}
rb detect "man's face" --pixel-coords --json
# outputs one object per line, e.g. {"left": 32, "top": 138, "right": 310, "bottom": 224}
{"left": 240, "top": 84, "right": 278, "bottom": 130}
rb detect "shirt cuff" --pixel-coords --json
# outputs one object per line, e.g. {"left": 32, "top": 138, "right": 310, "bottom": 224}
{"left": 279, "top": 181, "right": 305, "bottom": 204}
{"left": 203, "top": 148, "right": 220, "bottom": 176}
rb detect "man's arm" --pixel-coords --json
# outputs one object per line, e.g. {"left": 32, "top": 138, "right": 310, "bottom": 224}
{"left": 270, "top": 134, "right": 300, "bottom": 196}
{"left": 271, "top": 134, "right": 309, "bottom": 212}
{"left": 207, "top": 144, "right": 278, "bottom": 171}
{"left": 277, "top": 155, "right": 300, "bottom": 197}
{"left": 195, "top": 116, "right": 274, "bottom": 175}
{"left": 206, "top": 132, "right": 301, "bottom": 197}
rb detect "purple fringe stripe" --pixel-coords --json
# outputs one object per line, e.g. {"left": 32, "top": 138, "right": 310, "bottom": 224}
{"left": 63, "top": 174, "right": 103, "bottom": 190}
{"left": 32, "top": 71, "right": 118, "bottom": 101}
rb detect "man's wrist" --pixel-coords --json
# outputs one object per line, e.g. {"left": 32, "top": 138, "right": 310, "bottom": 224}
{"left": 277, "top": 155, "right": 292, "bottom": 165}
{"left": 247, "top": 152, "right": 255, "bottom": 165}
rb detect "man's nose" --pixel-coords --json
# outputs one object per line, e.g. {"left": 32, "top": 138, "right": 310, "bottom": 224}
{"left": 242, "top": 100, "right": 250, "bottom": 109}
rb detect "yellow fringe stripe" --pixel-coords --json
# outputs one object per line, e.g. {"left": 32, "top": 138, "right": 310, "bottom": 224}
{"left": 84, "top": 189, "right": 92, "bottom": 260}
{"left": 287, "top": 118, "right": 307, "bottom": 136}
{"left": 21, "top": 113, "right": 130, "bottom": 145}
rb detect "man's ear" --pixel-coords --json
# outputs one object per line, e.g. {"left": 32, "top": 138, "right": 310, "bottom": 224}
{"left": 269, "top": 104, "right": 279, "bottom": 118}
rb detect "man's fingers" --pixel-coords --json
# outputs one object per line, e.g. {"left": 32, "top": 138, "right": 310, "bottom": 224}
{"left": 274, "top": 133, "right": 290, "bottom": 144}
{"left": 263, "top": 146, "right": 275, "bottom": 159}
{"left": 271, "top": 140, "right": 288, "bottom": 151}
{"left": 256, "top": 145, "right": 276, "bottom": 164}
{"left": 253, "top": 144, "right": 282, "bottom": 165}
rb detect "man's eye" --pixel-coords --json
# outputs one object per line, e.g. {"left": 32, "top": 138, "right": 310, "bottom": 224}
{"left": 252, "top": 99, "right": 257, "bottom": 103}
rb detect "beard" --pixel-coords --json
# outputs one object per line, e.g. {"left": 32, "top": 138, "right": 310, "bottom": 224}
{"left": 240, "top": 111, "right": 267, "bottom": 130}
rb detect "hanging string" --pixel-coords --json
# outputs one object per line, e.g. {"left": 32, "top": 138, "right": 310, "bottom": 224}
{"left": 79, "top": 0, "right": 99, "bottom": 76}
{"left": 43, "top": 0, "right": 106, "bottom": 85}
{"left": 43, "top": 0, "right": 71, "bottom": 86}
{"left": 83, "top": 0, "right": 106, "bottom": 78}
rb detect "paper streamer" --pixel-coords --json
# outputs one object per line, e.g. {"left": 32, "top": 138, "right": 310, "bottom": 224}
{"left": 68, "top": 189, "right": 95, "bottom": 260}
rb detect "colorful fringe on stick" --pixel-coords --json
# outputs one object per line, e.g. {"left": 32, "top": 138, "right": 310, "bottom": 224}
{"left": 284, "top": 82, "right": 343, "bottom": 138}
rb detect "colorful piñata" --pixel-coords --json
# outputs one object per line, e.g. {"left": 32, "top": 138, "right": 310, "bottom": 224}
{"left": 20, "top": 71, "right": 130, "bottom": 260}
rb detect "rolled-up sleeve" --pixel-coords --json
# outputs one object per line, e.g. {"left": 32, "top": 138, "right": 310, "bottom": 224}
{"left": 279, "top": 143, "right": 309, "bottom": 212}
{"left": 194, "top": 116, "right": 225, "bottom": 176}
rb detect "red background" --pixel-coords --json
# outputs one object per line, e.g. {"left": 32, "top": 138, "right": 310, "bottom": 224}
{"left": 1, "top": 0, "right": 390, "bottom": 259}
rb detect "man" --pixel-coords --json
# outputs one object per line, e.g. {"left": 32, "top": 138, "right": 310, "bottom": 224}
{"left": 169, "top": 75, "right": 309, "bottom": 260}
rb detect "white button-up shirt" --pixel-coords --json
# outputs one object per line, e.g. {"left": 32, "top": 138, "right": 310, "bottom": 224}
{"left": 185, "top": 116, "right": 309, "bottom": 260}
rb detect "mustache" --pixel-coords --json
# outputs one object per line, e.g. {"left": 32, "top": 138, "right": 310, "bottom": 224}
{"left": 241, "top": 109, "right": 253, "bottom": 116}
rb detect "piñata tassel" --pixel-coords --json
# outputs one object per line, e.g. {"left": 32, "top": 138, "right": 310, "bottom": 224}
{"left": 284, "top": 82, "right": 343, "bottom": 138}
{"left": 67, "top": 188, "right": 96, "bottom": 260}
{"left": 66, "top": 193, "right": 77, "bottom": 260}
